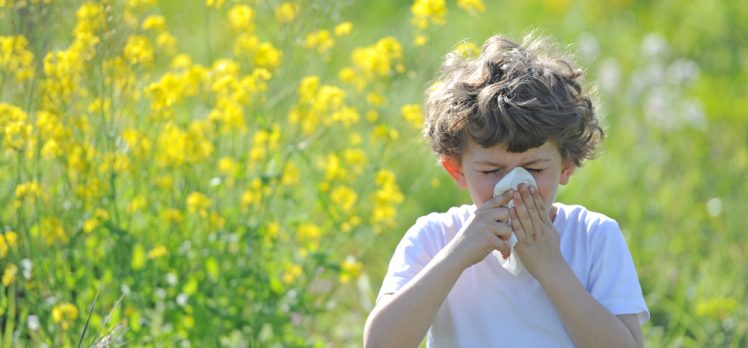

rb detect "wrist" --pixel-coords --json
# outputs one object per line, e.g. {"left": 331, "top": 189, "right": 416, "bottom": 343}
{"left": 437, "top": 241, "right": 473, "bottom": 274}
{"left": 534, "top": 258, "right": 574, "bottom": 288}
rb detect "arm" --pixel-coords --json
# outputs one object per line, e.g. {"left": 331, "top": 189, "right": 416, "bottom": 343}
{"left": 363, "top": 246, "right": 466, "bottom": 348}
{"left": 536, "top": 262, "right": 643, "bottom": 348}
{"left": 510, "top": 185, "right": 643, "bottom": 348}
{"left": 364, "top": 192, "right": 516, "bottom": 348}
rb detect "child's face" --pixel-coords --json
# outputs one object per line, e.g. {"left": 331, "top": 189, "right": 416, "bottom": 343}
{"left": 441, "top": 139, "right": 576, "bottom": 216}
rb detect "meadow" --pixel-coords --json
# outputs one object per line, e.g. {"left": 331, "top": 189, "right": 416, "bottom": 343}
{"left": 0, "top": 0, "right": 746, "bottom": 346}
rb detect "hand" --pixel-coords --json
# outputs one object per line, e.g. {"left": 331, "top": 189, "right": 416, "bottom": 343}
{"left": 510, "top": 184, "right": 565, "bottom": 279}
{"left": 444, "top": 190, "right": 515, "bottom": 270}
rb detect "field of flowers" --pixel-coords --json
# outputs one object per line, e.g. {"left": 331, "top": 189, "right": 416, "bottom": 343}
{"left": 1, "top": 0, "right": 746, "bottom": 347}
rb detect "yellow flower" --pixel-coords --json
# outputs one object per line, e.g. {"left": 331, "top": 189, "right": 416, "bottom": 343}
{"left": 339, "top": 255, "right": 362, "bottom": 283}
{"left": 228, "top": 4, "right": 254, "bottom": 32}
{"left": 82, "top": 208, "right": 110, "bottom": 234}
{"left": 372, "top": 124, "right": 399, "bottom": 142}
{"left": 122, "top": 129, "right": 152, "bottom": 158}
{"left": 281, "top": 160, "right": 300, "bottom": 186}
{"left": 186, "top": 192, "right": 212, "bottom": 213}
{"left": 83, "top": 218, "right": 99, "bottom": 234}
{"left": 282, "top": 263, "right": 302, "bottom": 284}
{"left": 322, "top": 154, "right": 347, "bottom": 182}
{"left": 74, "top": 3, "right": 105, "bottom": 37}
{"left": 366, "top": 92, "right": 386, "bottom": 107}
{"left": 218, "top": 157, "right": 238, "bottom": 177}
{"left": 52, "top": 303, "right": 78, "bottom": 331}
{"left": 454, "top": 41, "right": 480, "bottom": 57}
{"left": 341, "top": 215, "right": 362, "bottom": 233}
{"left": 330, "top": 185, "right": 358, "bottom": 213}
{"left": 344, "top": 148, "right": 368, "bottom": 176}
{"left": 156, "top": 32, "right": 178, "bottom": 55}
{"left": 291, "top": 77, "right": 348, "bottom": 134}
{"left": 126, "top": 0, "right": 156, "bottom": 8}
{"left": 304, "top": 30, "right": 334, "bottom": 54}
{"left": 41, "top": 49, "right": 79, "bottom": 108}
{"left": 123, "top": 35, "right": 154, "bottom": 66}
{"left": 40, "top": 217, "right": 68, "bottom": 245}
{"left": 128, "top": 195, "right": 148, "bottom": 214}
{"left": 298, "top": 75, "right": 320, "bottom": 103}
{"left": 205, "top": 0, "right": 225, "bottom": 9}
{"left": 338, "top": 67, "right": 366, "bottom": 92}
{"left": 274, "top": 2, "right": 299, "bottom": 23}
{"left": 148, "top": 245, "right": 168, "bottom": 259}
{"left": 415, "top": 34, "right": 428, "bottom": 47}
{"left": 156, "top": 123, "right": 187, "bottom": 166}
{"left": 254, "top": 42, "right": 282, "bottom": 70}
{"left": 457, "top": 0, "right": 486, "bottom": 14}
{"left": 401, "top": 104, "right": 424, "bottom": 129}
{"left": 162, "top": 208, "right": 183, "bottom": 224}
{"left": 0, "top": 232, "right": 17, "bottom": 258}
{"left": 349, "top": 132, "right": 363, "bottom": 145}
{"left": 141, "top": 15, "right": 166, "bottom": 31}
{"left": 2, "top": 264, "right": 18, "bottom": 286}
{"left": 265, "top": 222, "right": 280, "bottom": 239}
{"left": 0, "top": 35, "right": 35, "bottom": 81}
{"left": 411, "top": 0, "right": 446, "bottom": 29}
{"left": 87, "top": 98, "right": 111, "bottom": 114}
{"left": 329, "top": 106, "right": 360, "bottom": 127}
{"left": 233, "top": 33, "right": 259, "bottom": 56}
{"left": 248, "top": 124, "right": 281, "bottom": 164}
{"left": 334, "top": 21, "right": 353, "bottom": 37}
{"left": 14, "top": 181, "right": 43, "bottom": 205}
{"left": 351, "top": 37, "right": 404, "bottom": 80}
{"left": 297, "top": 223, "right": 321, "bottom": 253}
{"left": 1, "top": 102, "right": 32, "bottom": 150}
{"left": 155, "top": 175, "right": 174, "bottom": 190}
{"left": 208, "top": 99, "right": 246, "bottom": 133}
{"left": 372, "top": 170, "right": 405, "bottom": 232}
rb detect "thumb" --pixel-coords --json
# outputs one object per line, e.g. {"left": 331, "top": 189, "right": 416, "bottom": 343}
{"left": 482, "top": 189, "right": 515, "bottom": 209}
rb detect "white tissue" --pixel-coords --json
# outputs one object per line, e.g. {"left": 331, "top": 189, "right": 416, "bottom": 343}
{"left": 492, "top": 167, "right": 536, "bottom": 275}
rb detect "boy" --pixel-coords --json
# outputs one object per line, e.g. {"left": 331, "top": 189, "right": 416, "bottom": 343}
{"left": 364, "top": 34, "right": 649, "bottom": 347}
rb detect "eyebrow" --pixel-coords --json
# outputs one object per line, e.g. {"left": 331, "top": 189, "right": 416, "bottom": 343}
{"left": 475, "top": 158, "right": 551, "bottom": 167}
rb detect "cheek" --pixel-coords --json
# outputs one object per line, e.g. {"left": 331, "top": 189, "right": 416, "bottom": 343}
{"left": 472, "top": 175, "right": 499, "bottom": 203}
{"left": 534, "top": 175, "right": 556, "bottom": 205}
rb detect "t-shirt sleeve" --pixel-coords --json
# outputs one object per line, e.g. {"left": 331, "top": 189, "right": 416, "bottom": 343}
{"left": 376, "top": 216, "right": 443, "bottom": 303}
{"left": 588, "top": 220, "right": 650, "bottom": 324}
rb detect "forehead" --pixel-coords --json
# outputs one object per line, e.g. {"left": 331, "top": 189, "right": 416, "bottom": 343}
{"left": 464, "top": 140, "right": 561, "bottom": 164}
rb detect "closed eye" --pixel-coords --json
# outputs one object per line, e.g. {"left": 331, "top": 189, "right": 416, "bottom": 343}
{"left": 525, "top": 168, "right": 544, "bottom": 174}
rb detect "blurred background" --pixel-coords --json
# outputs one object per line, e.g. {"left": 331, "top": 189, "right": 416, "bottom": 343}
{"left": 0, "top": 0, "right": 746, "bottom": 346}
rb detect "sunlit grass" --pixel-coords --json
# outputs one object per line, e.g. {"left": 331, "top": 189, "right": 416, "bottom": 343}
{"left": 1, "top": 0, "right": 746, "bottom": 346}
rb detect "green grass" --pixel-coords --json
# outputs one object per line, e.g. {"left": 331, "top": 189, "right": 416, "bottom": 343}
{"left": 0, "top": 0, "right": 745, "bottom": 347}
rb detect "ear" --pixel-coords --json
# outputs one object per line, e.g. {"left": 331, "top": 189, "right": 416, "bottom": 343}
{"left": 559, "top": 159, "right": 576, "bottom": 185}
{"left": 440, "top": 155, "right": 468, "bottom": 189}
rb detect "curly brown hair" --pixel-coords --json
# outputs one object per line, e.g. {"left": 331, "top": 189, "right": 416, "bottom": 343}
{"left": 423, "top": 33, "right": 604, "bottom": 166}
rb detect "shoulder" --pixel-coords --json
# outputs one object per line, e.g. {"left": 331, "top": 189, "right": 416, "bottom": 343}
{"left": 555, "top": 203, "right": 631, "bottom": 260}
{"left": 555, "top": 203, "right": 621, "bottom": 235}
{"left": 411, "top": 204, "right": 476, "bottom": 232}
{"left": 401, "top": 204, "right": 476, "bottom": 252}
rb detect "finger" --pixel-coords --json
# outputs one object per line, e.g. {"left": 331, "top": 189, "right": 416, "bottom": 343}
{"left": 529, "top": 185, "right": 551, "bottom": 224}
{"left": 478, "top": 206, "right": 510, "bottom": 223}
{"left": 510, "top": 207, "right": 527, "bottom": 242}
{"left": 490, "top": 224, "right": 513, "bottom": 258}
{"left": 480, "top": 189, "right": 515, "bottom": 210}
{"left": 497, "top": 239, "right": 511, "bottom": 259}
{"left": 525, "top": 185, "right": 545, "bottom": 226}
{"left": 514, "top": 186, "right": 536, "bottom": 237}
{"left": 492, "top": 221, "right": 514, "bottom": 243}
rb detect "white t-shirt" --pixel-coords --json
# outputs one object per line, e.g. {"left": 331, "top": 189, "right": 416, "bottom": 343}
{"left": 377, "top": 203, "right": 649, "bottom": 348}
